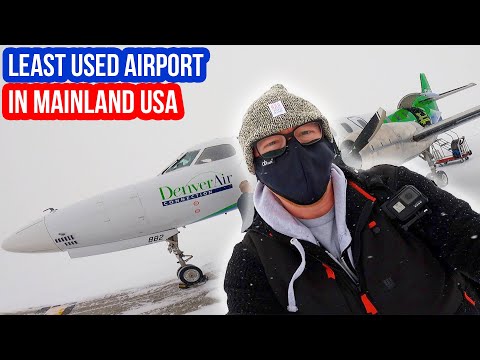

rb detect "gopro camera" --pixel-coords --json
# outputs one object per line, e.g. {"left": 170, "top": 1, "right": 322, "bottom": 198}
{"left": 381, "top": 185, "right": 429, "bottom": 223}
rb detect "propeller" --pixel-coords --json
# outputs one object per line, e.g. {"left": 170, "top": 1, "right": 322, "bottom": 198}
{"left": 340, "top": 107, "right": 386, "bottom": 168}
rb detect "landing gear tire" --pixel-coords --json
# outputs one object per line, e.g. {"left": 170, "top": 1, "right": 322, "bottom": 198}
{"left": 166, "top": 234, "right": 207, "bottom": 288}
{"left": 178, "top": 265, "right": 204, "bottom": 285}
{"left": 434, "top": 170, "right": 448, "bottom": 187}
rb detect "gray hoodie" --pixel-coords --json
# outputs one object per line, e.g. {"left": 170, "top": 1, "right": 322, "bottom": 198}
{"left": 253, "top": 163, "right": 357, "bottom": 312}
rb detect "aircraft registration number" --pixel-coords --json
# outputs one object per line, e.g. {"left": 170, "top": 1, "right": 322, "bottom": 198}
{"left": 148, "top": 234, "right": 164, "bottom": 243}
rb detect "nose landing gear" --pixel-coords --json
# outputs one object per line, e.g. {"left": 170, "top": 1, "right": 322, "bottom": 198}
{"left": 166, "top": 234, "right": 208, "bottom": 288}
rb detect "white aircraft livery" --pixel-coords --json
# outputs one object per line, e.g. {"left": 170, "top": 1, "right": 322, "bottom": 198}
{"left": 2, "top": 137, "right": 256, "bottom": 286}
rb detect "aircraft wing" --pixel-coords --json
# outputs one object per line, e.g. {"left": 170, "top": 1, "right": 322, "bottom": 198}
{"left": 412, "top": 105, "right": 480, "bottom": 141}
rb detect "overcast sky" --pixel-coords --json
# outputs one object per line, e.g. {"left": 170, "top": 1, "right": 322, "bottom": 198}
{"left": 1, "top": 45, "right": 480, "bottom": 312}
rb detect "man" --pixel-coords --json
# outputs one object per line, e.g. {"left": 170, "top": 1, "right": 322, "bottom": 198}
{"left": 224, "top": 84, "right": 480, "bottom": 315}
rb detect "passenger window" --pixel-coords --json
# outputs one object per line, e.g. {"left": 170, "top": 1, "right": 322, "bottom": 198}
{"left": 163, "top": 150, "right": 200, "bottom": 174}
{"left": 195, "top": 144, "right": 236, "bottom": 164}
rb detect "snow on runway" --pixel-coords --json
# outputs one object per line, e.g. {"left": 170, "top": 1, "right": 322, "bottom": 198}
{"left": 11, "top": 263, "right": 228, "bottom": 315}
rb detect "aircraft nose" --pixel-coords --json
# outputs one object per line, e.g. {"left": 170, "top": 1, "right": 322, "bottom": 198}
{"left": 2, "top": 218, "right": 59, "bottom": 253}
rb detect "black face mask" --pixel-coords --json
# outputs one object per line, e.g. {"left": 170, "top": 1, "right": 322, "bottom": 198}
{"left": 254, "top": 138, "right": 335, "bottom": 205}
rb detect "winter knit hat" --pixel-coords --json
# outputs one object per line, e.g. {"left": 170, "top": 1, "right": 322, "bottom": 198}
{"left": 238, "top": 84, "right": 334, "bottom": 174}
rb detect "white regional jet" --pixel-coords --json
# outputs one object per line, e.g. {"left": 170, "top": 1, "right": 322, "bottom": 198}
{"left": 2, "top": 138, "right": 256, "bottom": 286}
{"left": 3, "top": 73, "right": 480, "bottom": 287}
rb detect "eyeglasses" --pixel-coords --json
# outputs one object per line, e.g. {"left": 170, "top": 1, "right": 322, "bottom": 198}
{"left": 255, "top": 121, "right": 323, "bottom": 159}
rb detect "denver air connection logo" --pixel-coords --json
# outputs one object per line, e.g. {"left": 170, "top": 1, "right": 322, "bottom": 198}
{"left": 159, "top": 172, "right": 233, "bottom": 206}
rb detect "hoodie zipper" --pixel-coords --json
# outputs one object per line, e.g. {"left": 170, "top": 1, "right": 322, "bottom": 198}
{"left": 321, "top": 251, "right": 379, "bottom": 314}
{"left": 304, "top": 246, "right": 360, "bottom": 289}
{"left": 306, "top": 249, "right": 373, "bottom": 313}
{"left": 322, "top": 196, "right": 380, "bottom": 314}
{"left": 325, "top": 250, "right": 359, "bottom": 287}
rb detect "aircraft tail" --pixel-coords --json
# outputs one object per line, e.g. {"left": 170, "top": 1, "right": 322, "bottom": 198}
{"left": 420, "top": 73, "right": 431, "bottom": 93}
{"left": 414, "top": 73, "right": 442, "bottom": 124}
{"left": 415, "top": 73, "right": 477, "bottom": 124}
{"left": 418, "top": 73, "right": 476, "bottom": 104}
{"left": 394, "top": 74, "right": 477, "bottom": 126}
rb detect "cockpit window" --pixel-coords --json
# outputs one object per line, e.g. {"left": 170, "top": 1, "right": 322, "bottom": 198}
{"left": 355, "top": 118, "right": 368, "bottom": 128}
{"left": 347, "top": 116, "right": 367, "bottom": 128}
{"left": 340, "top": 122, "right": 353, "bottom": 133}
{"left": 163, "top": 150, "right": 200, "bottom": 174}
{"left": 195, "top": 144, "right": 236, "bottom": 165}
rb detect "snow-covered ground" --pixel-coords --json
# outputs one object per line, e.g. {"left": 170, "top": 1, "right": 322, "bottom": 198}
{"left": 11, "top": 262, "right": 229, "bottom": 315}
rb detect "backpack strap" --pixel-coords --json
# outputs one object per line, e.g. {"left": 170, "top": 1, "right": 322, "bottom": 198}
{"left": 364, "top": 164, "right": 399, "bottom": 192}
{"left": 339, "top": 163, "right": 400, "bottom": 204}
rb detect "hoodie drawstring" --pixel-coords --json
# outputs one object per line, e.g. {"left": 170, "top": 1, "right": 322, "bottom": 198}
{"left": 287, "top": 238, "right": 306, "bottom": 313}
